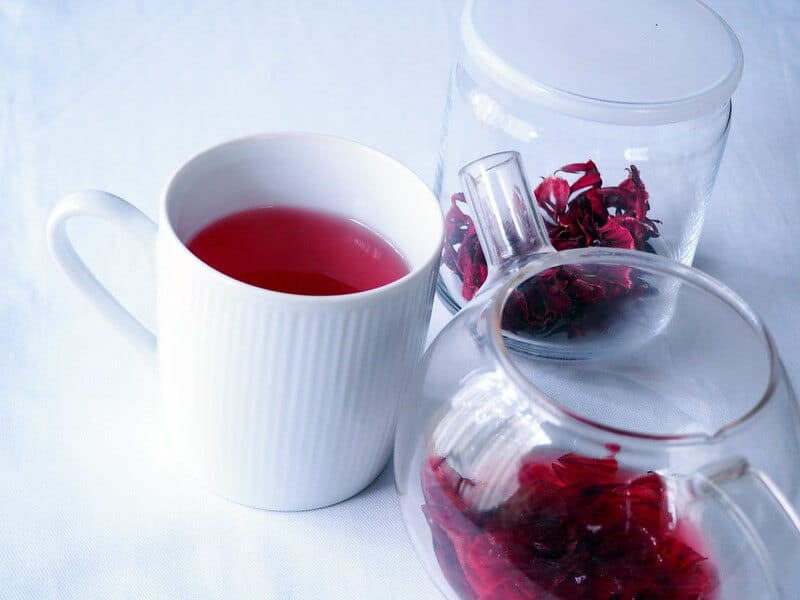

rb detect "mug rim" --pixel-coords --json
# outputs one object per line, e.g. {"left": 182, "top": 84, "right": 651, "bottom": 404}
{"left": 158, "top": 131, "right": 445, "bottom": 304}
{"left": 487, "top": 247, "right": 781, "bottom": 446}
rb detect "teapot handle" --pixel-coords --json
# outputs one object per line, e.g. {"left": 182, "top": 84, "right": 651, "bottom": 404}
{"left": 692, "top": 457, "right": 800, "bottom": 599}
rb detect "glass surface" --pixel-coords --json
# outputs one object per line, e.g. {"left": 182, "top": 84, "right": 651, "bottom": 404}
{"left": 463, "top": 0, "right": 743, "bottom": 123}
{"left": 397, "top": 150, "right": 800, "bottom": 599}
{"left": 396, "top": 250, "right": 800, "bottom": 598}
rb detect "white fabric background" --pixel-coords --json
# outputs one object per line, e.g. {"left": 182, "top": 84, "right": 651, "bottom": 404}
{"left": 1, "top": 1, "right": 798, "bottom": 598}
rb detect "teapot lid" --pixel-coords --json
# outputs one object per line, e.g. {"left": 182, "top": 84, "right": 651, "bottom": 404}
{"left": 462, "top": 0, "right": 743, "bottom": 125}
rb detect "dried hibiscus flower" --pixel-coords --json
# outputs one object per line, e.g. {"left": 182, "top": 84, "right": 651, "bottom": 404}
{"left": 444, "top": 161, "right": 661, "bottom": 335}
{"left": 534, "top": 161, "right": 659, "bottom": 253}
{"left": 500, "top": 263, "right": 652, "bottom": 338}
{"left": 421, "top": 449, "right": 719, "bottom": 600}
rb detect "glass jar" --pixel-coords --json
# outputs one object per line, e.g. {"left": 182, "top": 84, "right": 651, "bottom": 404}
{"left": 435, "top": 0, "right": 743, "bottom": 312}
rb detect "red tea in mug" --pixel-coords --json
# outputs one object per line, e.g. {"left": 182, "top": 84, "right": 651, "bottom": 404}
{"left": 186, "top": 206, "right": 410, "bottom": 296}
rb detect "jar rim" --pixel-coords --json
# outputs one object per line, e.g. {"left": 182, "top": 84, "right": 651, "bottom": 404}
{"left": 461, "top": 0, "right": 744, "bottom": 126}
{"left": 487, "top": 248, "right": 780, "bottom": 445}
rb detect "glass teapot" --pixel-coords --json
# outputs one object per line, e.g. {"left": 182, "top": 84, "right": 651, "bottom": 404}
{"left": 395, "top": 152, "right": 800, "bottom": 599}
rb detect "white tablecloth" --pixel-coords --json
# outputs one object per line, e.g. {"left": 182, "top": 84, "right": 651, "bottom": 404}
{"left": 1, "top": 1, "right": 798, "bottom": 598}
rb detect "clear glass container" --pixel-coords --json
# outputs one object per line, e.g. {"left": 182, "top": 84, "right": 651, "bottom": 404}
{"left": 396, "top": 152, "right": 800, "bottom": 599}
{"left": 435, "top": 0, "right": 743, "bottom": 312}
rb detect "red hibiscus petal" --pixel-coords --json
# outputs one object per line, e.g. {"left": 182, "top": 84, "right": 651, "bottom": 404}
{"left": 422, "top": 448, "right": 718, "bottom": 599}
{"left": 462, "top": 531, "right": 522, "bottom": 593}
{"left": 559, "top": 159, "right": 602, "bottom": 193}
{"left": 427, "top": 521, "right": 478, "bottom": 600}
{"left": 615, "top": 164, "right": 650, "bottom": 218}
{"left": 500, "top": 289, "right": 530, "bottom": 332}
{"left": 456, "top": 234, "right": 488, "bottom": 300}
{"left": 534, "top": 175, "right": 570, "bottom": 220}
{"left": 554, "top": 452, "right": 619, "bottom": 486}
{"left": 597, "top": 218, "right": 636, "bottom": 249}
{"left": 445, "top": 193, "right": 476, "bottom": 246}
{"left": 548, "top": 225, "right": 585, "bottom": 251}
{"left": 558, "top": 159, "right": 598, "bottom": 175}
{"left": 444, "top": 161, "right": 661, "bottom": 340}
{"left": 584, "top": 188, "right": 608, "bottom": 219}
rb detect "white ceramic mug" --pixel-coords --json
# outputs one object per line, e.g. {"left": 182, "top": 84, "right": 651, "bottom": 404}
{"left": 47, "top": 133, "right": 444, "bottom": 511}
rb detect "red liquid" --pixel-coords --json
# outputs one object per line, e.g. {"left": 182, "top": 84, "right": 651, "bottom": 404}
{"left": 187, "top": 206, "right": 410, "bottom": 295}
{"left": 421, "top": 449, "right": 718, "bottom": 599}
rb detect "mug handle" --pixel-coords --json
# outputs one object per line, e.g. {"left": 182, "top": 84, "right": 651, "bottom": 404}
{"left": 692, "top": 457, "right": 800, "bottom": 598}
{"left": 46, "top": 190, "right": 158, "bottom": 361}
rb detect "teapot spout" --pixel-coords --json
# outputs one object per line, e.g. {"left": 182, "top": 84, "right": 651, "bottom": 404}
{"left": 459, "top": 151, "right": 555, "bottom": 276}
